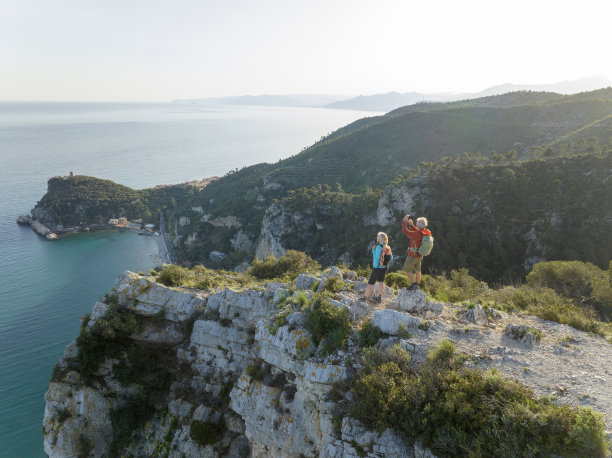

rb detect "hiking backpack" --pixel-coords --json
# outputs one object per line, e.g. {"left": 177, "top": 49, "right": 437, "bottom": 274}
{"left": 378, "top": 244, "right": 392, "bottom": 266}
{"left": 417, "top": 234, "right": 434, "bottom": 256}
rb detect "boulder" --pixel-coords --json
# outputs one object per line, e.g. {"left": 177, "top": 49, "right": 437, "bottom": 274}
{"left": 391, "top": 288, "right": 427, "bottom": 312}
{"left": 114, "top": 272, "right": 206, "bottom": 322}
{"left": 370, "top": 309, "right": 420, "bottom": 335}
{"left": 460, "top": 304, "right": 489, "bottom": 326}
{"left": 295, "top": 274, "right": 319, "bottom": 291}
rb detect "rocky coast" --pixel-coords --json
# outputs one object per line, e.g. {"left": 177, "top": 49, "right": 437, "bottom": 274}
{"left": 16, "top": 214, "right": 58, "bottom": 240}
{"left": 43, "top": 267, "right": 611, "bottom": 457}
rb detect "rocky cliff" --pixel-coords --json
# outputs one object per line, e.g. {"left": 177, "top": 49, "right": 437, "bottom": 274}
{"left": 44, "top": 267, "right": 611, "bottom": 457}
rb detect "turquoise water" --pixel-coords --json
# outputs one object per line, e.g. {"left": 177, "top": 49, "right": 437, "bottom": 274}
{"left": 0, "top": 101, "right": 376, "bottom": 456}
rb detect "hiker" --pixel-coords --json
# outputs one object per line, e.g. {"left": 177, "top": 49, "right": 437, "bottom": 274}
{"left": 402, "top": 214, "right": 431, "bottom": 291}
{"left": 360, "top": 232, "right": 393, "bottom": 303}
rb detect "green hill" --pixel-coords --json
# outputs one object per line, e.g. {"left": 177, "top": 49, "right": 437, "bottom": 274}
{"left": 171, "top": 89, "right": 612, "bottom": 273}
{"left": 188, "top": 89, "right": 612, "bottom": 219}
{"left": 33, "top": 175, "right": 196, "bottom": 228}
{"left": 30, "top": 89, "right": 612, "bottom": 285}
{"left": 271, "top": 149, "right": 612, "bottom": 282}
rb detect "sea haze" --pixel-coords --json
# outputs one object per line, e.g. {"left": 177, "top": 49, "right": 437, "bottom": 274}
{"left": 0, "top": 101, "right": 379, "bottom": 456}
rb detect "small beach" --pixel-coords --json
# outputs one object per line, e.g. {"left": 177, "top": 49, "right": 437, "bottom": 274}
{"left": 152, "top": 232, "right": 173, "bottom": 266}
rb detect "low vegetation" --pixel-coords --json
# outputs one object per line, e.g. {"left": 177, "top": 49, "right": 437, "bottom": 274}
{"left": 247, "top": 250, "right": 321, "bottom": 281}
{"left": 189, "top": 420, "right": 225, "bottom": 447}
{"left": 155, "top": 251, "right": 321, "bottom": 291}
{"left": 527, "top": 260, "right": 612, "bottom": 320}
{"left": 347, "top": 341, "right": 609, "bottom": 457}
{"left": 387, "top": 262, "right": 612, "bottom": 341}
{"left": 304, "top": 292, "right": 351, "bottom": 355}
{"left": 357, "top": 318, "right": 386, "bottom": 348}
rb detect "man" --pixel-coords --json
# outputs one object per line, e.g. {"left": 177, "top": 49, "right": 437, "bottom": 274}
{"left": 401, "top": 214, "right": 430, "bottom": 291}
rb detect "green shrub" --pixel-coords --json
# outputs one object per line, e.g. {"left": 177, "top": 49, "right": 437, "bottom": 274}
{"left": 427, "top": 338, "right": 455, "bottom": 363}
{"left": 73, "top": 306, "right": 143, "bottom": 380}
{"left": 110, "top": 395, "right": 156, "bottom": 453}
{"left": 304, "top": 293, "right": 351, "bottom": 355}
{"left": 385, "top": 271, "right": 412, "bottom": 290}
{"left": 421, "top": 268, "right": 490, "bottom": 303}
{"left": 417, "top": 263, "right": 612, "bottom": 340}
{"left": 397, "top": 323, "right": 413, "bottom": 339}
{"left": 189, "top": 420, "right": 225, "bottom": 447}
{"left": 246, "top": 363, "right": 263, "bottom": 381}
{"left": 358, "top": 319, "right": 385, "bottom": 348}
{"left": 507, "top": 325, "right": 542, "bottom": 341}
{"left": 77, "top": 433, "right": 93, "bottom": 458}
{"left": 527, "top": 260, "right": 612, "bottom": 319}
{"left": 268, "top": 309, "right": 289, "bottom": 335}
{"left": 55, "top": 408, "right": 71, "bottom": 424}
{"left": 355, "top": 265, "right": 371, "bottom": 279}
{"left": 322, "top": 277, "right": 349, "bottom": 293}
{"left": 493, "top": 285, "right": 612, "bottom": 338}
{"left": 157, "top": 264, "right": 189, "bottom": 287}
{"left": 347, "top": 342, "right": 609, "bottom": 457}
{"left": 247, "top": 250, "right": 321, "bottom": 280}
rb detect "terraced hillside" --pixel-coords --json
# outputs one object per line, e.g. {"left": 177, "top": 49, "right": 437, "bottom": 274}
{"left": 182, "top": 88, "right": 612, "bottom": 232}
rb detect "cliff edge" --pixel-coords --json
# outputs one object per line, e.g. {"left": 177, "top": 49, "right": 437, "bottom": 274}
{"left": 44, "top": 268, "right": 612, "bottom": 457}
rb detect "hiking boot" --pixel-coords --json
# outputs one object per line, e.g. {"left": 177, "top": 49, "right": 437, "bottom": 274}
{"left": 407, "top": 283, "right": 420, "bottom": 291}
{"left": 373, "top": 296, "right": 382, "bottom": 303}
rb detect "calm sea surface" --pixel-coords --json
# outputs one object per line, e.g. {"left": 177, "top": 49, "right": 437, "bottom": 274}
{"left": 0, "top": 101, "right": 377, "bottom": 456}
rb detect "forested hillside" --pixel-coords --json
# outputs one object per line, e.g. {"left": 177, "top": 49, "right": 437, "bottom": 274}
{"left": 33, "top": 175, "right": 196, "bottom": 227}
{"left": 172, "top": 88, "right": 612, "bottom": 281}
{"left": 31, "top": 89, "right": 612, "bottom": 286}
{"left": 181, "top": 89, "right": 612, "bottom": 236}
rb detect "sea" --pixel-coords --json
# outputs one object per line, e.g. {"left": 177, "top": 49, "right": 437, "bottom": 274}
{"left": 0, "top": 101, "right": 378, "bottom": 456}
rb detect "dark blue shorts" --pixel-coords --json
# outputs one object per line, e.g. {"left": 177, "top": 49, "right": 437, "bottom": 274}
{"left": 368, "top": 267, "right": 388, "bottom": 285}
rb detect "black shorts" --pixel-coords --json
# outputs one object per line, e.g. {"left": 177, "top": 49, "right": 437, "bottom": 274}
{"left": 368, "top": 267, "right": 388, "bottom": 285}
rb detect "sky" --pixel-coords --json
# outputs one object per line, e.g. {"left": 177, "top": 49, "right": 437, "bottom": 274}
{"left": 1, "top": 0, "right": 612, "bottom": 101}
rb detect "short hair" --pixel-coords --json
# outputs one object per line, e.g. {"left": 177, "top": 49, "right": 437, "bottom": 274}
{"left": 377, "top": 232, "right": 388, "bottom": 244}
{"left": 416, "top": 217, "right": 428, "bottom": 229}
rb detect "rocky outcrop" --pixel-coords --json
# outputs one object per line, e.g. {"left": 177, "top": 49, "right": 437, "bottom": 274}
{"left": 44, "top": 269, "right": 612, "bottom": 457}
{"left": 375, "top": 182, "right": 422, "bottom": 227}
{"left": 231, "top": 230, "right": 254, "bottom": 252}
{"left": 16, "top": 214, "right": 59, "bottom": 240}
{"left": 255, "top": 203, "right": 288, "bottom": 259}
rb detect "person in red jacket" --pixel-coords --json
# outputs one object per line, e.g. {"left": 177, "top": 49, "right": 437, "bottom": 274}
{"left": 402, "top": 214, "right": 430, "bottom": 291}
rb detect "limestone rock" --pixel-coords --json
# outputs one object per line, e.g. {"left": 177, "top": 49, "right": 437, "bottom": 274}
{"left": 370, "top": 309, "right": 420, "bottom": 335}
{"left": 230, "top": 230, "right": 253, "bottom": 252}
{"left": 114, "top": 272, "right": 206, "bottom": 322}
{"left": 286, "top": 312, "right": 307, "bottom": 328}
{"left": 230, "top": 374, "right": 319, "bottom": 457}
{"left": 460, "top": 304, "right": 489, "bottom": 326}
{"left": 206, "top": 288, "right": 273, "bottom": 328}
{"left": 392, "top": 288, "right": 427, "bottom": 312}
{"left": 44, "top": 383, "right": 113, "bottom": 457}
{"left": 295, "top": 273, "right": 319, "bottom": 291}
{"left": 317, "top": 266, "right": 344, "bottom": 292}
{"left": 255, "top": 202, "right": 287, "bottom": 259}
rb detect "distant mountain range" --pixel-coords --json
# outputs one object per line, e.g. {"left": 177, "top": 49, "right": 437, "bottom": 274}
{"left": 174, "top": 76, "right": 612, "bottom": 113}
{"left": 326, "top": 75, "right": 612, "bottom": 111}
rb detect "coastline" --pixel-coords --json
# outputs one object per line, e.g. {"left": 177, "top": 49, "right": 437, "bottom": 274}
{"left": 153, "top": 233, "right": 172, "bottom": 266}
{"left": 17, "top": 214, "right": 172, "bottom": 267}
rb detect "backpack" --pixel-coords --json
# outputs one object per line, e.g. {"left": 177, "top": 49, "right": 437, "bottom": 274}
{"left": 417, "top": 234, "right": 434, "bottom": 256}
{"left": 378, "top": 244, "right": 392, "bottom": 267}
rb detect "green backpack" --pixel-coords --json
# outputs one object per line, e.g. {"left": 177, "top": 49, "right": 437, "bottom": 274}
{"left": 417, "top": 234, "right": 434, "bottom": 256}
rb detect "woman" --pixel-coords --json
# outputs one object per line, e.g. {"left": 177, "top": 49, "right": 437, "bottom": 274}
{"left": 360, "top": 232, "right": 393, "bottom": 303}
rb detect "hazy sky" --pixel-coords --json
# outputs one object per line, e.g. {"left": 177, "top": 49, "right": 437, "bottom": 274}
{"left": 2, "top": 0, "right": 612, "bottom": 101}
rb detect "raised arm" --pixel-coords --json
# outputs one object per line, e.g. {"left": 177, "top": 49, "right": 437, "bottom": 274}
{"left": 402, "top": 219, "right": 420, "bottom": 240}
